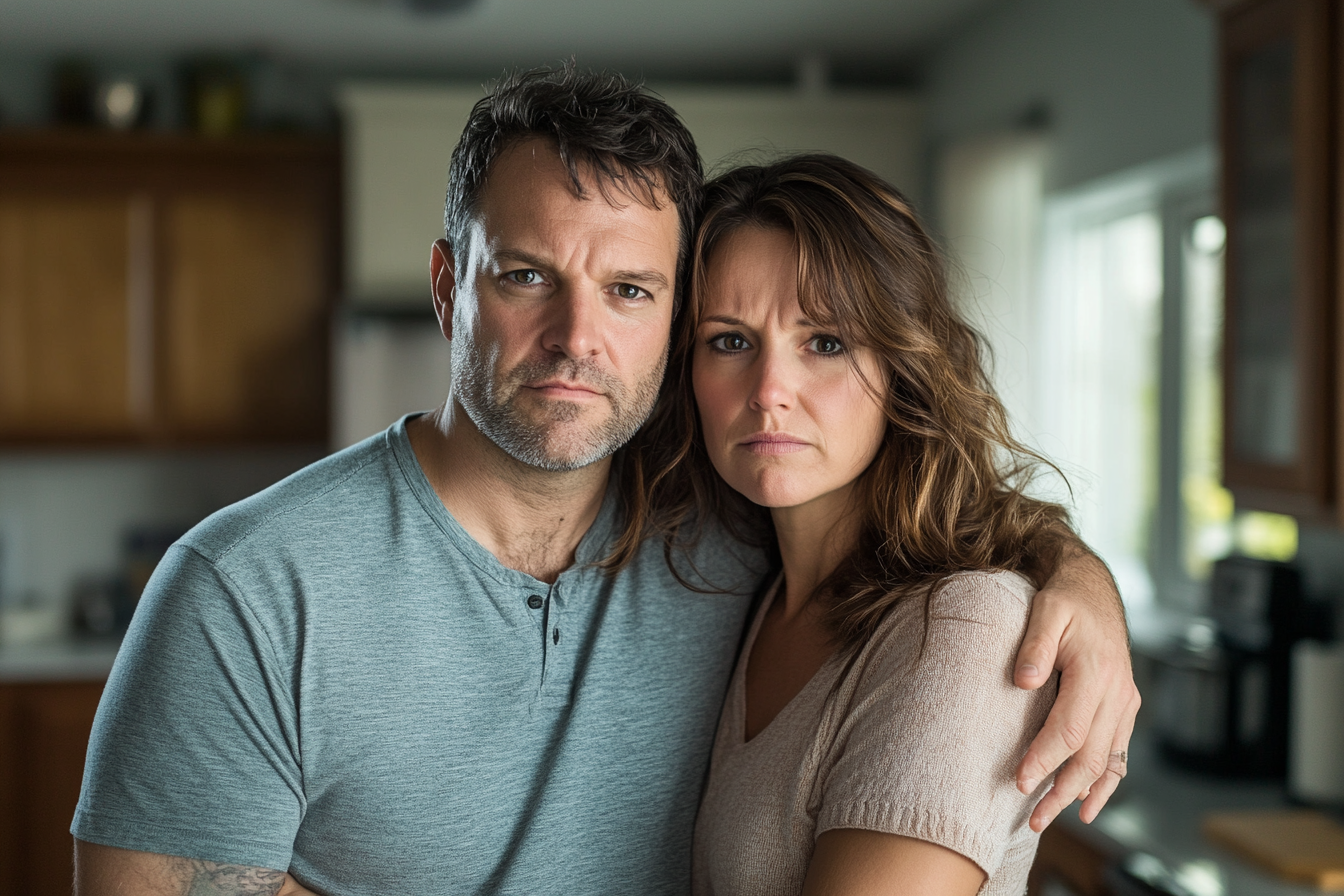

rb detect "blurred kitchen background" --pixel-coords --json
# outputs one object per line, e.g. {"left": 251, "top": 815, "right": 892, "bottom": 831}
{"left": 4, "top": 0, "right": 1344, "bottom": 893}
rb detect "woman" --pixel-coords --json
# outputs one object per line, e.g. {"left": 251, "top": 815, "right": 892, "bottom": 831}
{"left": 647, "top": 154, "right": 1070, "bottom": 895}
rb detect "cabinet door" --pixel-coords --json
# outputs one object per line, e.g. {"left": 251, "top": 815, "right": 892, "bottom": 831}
{"left": 159, "top": 185, "right": 329, "bottom": 441}
{"left": 1220, "top": 0, "right": 1336, "bottom": 518}
{"left": 0, "top": 681, "right": 104, "bottom": 896}
{"left": 0, "top": 192, "right": 150, "bottom": 440}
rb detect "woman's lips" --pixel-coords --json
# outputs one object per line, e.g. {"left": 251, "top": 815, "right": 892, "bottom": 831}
{"left": 740, "top": 433, "right": 809, "bottom": 455}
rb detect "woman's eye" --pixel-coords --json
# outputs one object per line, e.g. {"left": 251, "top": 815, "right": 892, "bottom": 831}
{"left": 811, "top": 335, "right": 845, "bottom": 355}
{"left": 507, "top": 269, "right": 542, "bottom": 285}
{"left": 708, "top": 332, "right": 750, "bottom": 353}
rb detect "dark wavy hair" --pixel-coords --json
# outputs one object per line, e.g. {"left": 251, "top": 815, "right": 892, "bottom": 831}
{"left": 443, "top": 63, "right": 703, "bottom": 304}
{"left": 608, "top": 153, "right": 1071, "bottom": 653}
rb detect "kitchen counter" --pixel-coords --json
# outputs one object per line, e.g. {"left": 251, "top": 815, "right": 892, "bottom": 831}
{"left": 0, "top": 638, "right": 120, "bottom": 682}
{"left": 1059, "top": 732, "right": 1329, "bottom": 896}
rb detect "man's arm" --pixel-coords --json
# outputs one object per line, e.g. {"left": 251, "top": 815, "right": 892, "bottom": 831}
{"left": 74, "top": 840, "right": 319, "bottom": 896}
{"left": 1014, "top": 538, "right": 1141, "bottom": 831}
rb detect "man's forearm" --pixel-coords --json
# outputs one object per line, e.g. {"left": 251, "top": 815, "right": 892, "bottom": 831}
{"left": 173, "top": 859, "right": 286, "bottom": 896}
{"left": 74, "top": 840, "right": 318, "bottom": 896}
{"left": 1041, "top": 522, "right": 1125, "bottom": 624}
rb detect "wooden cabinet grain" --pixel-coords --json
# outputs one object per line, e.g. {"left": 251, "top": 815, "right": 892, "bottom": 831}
{"left": 0, "top": 132, "right": 338, "bottom": 445}
{"left": 0, "top": 680, "right": 104, "bottom": 896}
{"left": 1215, "top": 0, "right": 1342, "bottom": 522}
{"left": 0, "top": 192, "right": 142, "bottom": 439}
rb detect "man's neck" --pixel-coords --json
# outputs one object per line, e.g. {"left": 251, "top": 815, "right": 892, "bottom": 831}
{"left": 406, "top": 402, "right": 612, "bottom": 583}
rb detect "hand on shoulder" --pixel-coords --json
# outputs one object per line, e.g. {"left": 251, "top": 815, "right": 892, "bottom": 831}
{"left": 1010, "top": 544, "right": 1140, "bottom": 831}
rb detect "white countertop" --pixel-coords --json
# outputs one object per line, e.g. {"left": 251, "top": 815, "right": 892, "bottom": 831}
{"left": 1063, "top": 733, "right": 1325, "bottom": 896}
{"left": 0, "top": 638, "right": 121, "bottom": 682}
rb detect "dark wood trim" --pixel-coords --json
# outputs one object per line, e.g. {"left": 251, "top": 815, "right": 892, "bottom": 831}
{"left": 0, "top": 687, "right": 16, "bottom": 896}
{"left": 1337, "top": 0, "right": 1344, "bottom": 527}
{"left": 1220, "top": 0, "right": 1338, "bottom": 517}
{"left": 1028, "top": 822, "right": 1125, "bottom": 896}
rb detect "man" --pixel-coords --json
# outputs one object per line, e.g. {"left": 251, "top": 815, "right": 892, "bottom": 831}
{"left": 73, "top": 66, "right": 1139, "bottom": 895}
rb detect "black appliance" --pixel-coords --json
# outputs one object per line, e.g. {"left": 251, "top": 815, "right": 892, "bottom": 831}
{"left": 1153, "top": 556, "right": 1314, "bottom": 778}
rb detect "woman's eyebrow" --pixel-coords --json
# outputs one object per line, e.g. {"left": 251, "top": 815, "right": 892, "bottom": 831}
{"left": 700, "top": 314, "right": 746, "bottom": 326}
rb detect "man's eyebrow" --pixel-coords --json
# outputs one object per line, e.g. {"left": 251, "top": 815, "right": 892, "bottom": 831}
{"left": 491, "top": 252, "right": 670, "bottom": 291}
{"left": 613, "top": 270, "right": 670, "bottom": 290}
{"left": 493, "top": 249, "right": 551, "bottom": 269}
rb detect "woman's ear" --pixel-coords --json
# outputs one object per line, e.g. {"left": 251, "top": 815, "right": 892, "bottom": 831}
{"left": 430, "top": 238, "right": 457, "bottom": 341}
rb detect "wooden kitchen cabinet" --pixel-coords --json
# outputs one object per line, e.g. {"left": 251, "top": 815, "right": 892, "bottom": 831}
{"left": 0, "top": 680, "right": 104, "bottom": 896}
{"left": 1216, "top": 0, "right": 1342, "bottom": 522}
{"left": 0, "top": 192, "right": 143, "bottom": 440}
{"left": 0, "top": 131, "right": 338, "bottom": 445}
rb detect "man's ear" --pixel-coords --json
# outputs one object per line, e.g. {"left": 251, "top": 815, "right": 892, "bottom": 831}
{"left": 430, "top": 238, "right": 457, "bottom": 341}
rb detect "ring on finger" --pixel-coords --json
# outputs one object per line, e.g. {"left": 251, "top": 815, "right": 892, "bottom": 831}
{"left": 1108, "top": 749, "right": 1128, "bottom": 777}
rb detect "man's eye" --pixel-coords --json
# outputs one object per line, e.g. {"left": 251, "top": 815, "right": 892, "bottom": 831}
{"left": 507, "top": 270, "right": 542, "bottom": 285}
{"left": 811, "top": 335, "right": 845, "bottom": 355}
{"left": 708, "top": 332, "right": 750, "bottom": 353}
{"left": 615, "top": 283, "right": 647, "bottom": 300}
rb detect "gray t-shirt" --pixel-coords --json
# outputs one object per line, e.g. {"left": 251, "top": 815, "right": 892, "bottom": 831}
{"left": 73, "top": 416, "right": 764, "bottom": 895}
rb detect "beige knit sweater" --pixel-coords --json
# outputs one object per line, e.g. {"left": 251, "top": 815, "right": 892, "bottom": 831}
{"left": 692, "top": 570, "right": 1056, "bottom": 896}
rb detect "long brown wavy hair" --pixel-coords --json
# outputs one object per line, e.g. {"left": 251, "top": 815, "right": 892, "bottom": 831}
{"left": 607, "top": 152, "right": 1071, "bottom": 653}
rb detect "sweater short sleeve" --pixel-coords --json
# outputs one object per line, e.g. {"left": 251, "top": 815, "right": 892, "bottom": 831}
{"left": 71, "top": 543, "right": 304, "bottom": 870}
{"left": 815, "top": 571, "right": 1056, "bottom": 877}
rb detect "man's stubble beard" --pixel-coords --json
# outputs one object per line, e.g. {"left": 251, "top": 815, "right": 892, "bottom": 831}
{"left": 452, "top": 336, "right": 669, "bottom": 473}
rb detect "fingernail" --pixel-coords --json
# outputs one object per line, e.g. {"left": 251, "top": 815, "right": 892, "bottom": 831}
{"left": 1020, "top": 664, "right": 1039, "bottom": 678}
{"left": 1021, "top": 777, "right": 1039, "bottom": 793}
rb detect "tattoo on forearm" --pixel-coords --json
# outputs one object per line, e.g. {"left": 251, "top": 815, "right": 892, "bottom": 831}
{"left": 169, "top": 858, "right": 287, "bottom": 896}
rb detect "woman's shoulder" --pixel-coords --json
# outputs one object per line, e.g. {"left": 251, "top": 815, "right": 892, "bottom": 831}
{"left": 934, "top": 569, "right": 1037, "bottom": 619}
{"left": 839, "top": 568, "right": 1044, "bottom": 702}
{"left": 869, "top": 568, "right": 1036, "bottom": 642}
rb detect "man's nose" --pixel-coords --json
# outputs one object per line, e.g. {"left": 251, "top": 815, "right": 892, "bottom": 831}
{"left": 541, "top": 286, "right": 602, "bottom": 359}
{"left": 747, "top": 349, "right": 796, "bottom": 412}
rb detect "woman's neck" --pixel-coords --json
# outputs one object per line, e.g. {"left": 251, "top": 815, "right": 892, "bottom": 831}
{"left": 770, "top": 488, "right": 864, "bottom": 620}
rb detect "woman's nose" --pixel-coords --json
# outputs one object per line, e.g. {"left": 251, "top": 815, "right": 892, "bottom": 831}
{"left": 748, "top": 350, "right": 796, "bottom": 412}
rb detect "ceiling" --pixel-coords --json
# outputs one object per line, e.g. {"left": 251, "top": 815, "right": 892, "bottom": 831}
{"left": 0, "top": 0, "right": 1000, "bottom": 80}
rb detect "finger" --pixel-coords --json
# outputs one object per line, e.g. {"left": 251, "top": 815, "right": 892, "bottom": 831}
{"left": 1016, "top": 670, "right": 1100, "bottom": 793}
{"left": 1035, "top": 683, "right": 1128, "bottom": 828}
{"left": 1079, "top": 688, "right": 1140, "bottom": 823}
{"left": 1027, "top": 775, "right": 1078, "bottom": 832}
{"left": 1014, "top": 598, "right": 1066, "bottom": 690}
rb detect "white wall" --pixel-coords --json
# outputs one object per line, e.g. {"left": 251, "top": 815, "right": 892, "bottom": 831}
{"left": 0, "top": 448, "right": 322, "bottom": 614}
{"left": 924, "top": 0, "right": 1217, "bottom": 195}
{"left": 337, "top": 82, "right": 923, "bottom": 307}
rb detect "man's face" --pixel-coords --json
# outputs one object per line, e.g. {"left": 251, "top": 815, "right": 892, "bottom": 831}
{"left": 435, "top": 138, "right": 681, "bottom": 471}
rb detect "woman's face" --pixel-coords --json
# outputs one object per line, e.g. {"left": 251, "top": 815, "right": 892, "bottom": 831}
{"left": 692, "top": 227, "right": 888, "bottom": 517}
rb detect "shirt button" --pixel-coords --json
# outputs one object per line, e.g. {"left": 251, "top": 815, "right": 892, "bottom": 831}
{"left": 527, "top": 595, "right": 543, "bottom": 610}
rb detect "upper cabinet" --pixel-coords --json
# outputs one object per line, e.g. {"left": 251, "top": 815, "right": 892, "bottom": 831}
{"left": 1217, "top": 0, "right": 1341, "bottom": 522}
{"left": 0, "top": 132, "right": 339, "bottom": 445}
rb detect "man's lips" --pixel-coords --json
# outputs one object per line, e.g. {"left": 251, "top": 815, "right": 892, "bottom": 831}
{"left": 740, "top": 432, "right": 809, "bottom": 455}
{"left": 524, "top": 380, "right": 604, "bottom": 398}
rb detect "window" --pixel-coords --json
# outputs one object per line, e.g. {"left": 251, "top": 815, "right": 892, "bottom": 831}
{"left": 942, "top": 142, "right": 1296, "bottom": 615}
{"left": 1037, "top": 151, "right": 1296, "bottom": 611}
